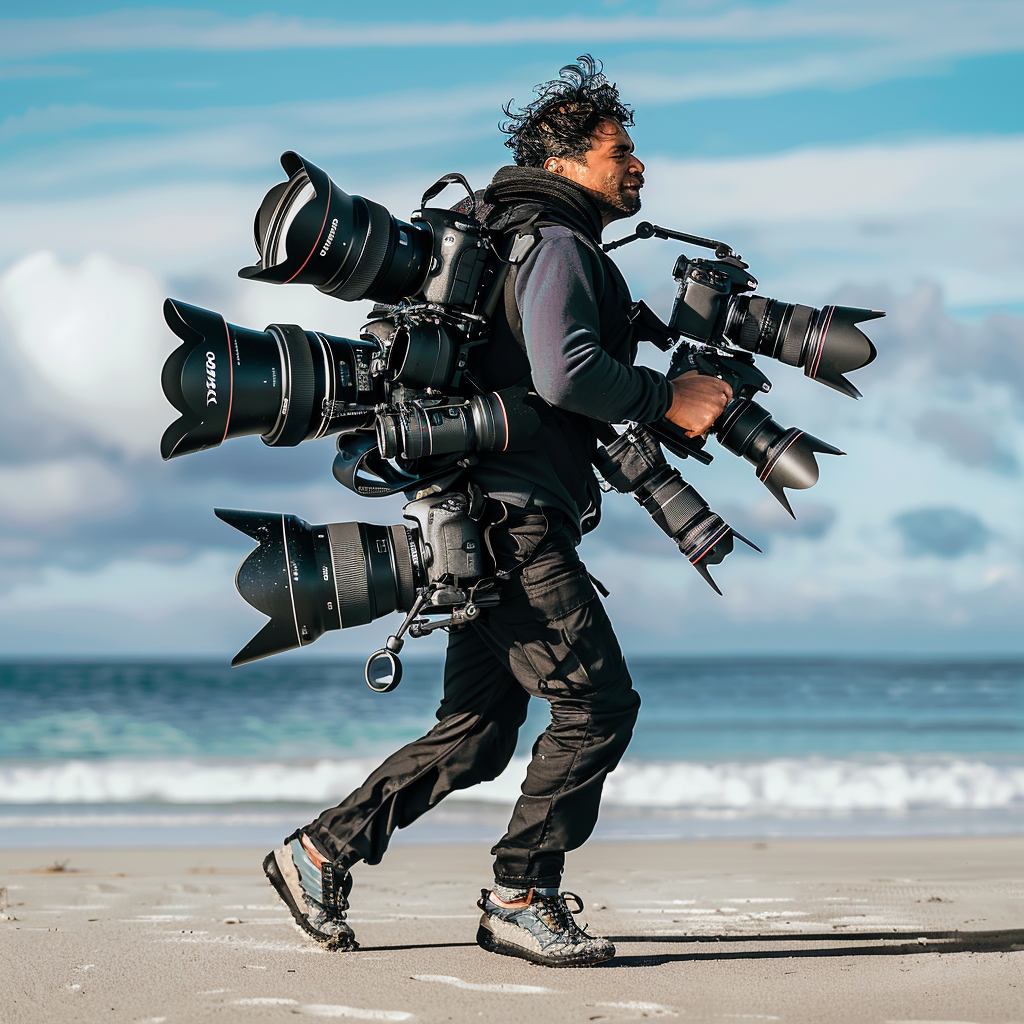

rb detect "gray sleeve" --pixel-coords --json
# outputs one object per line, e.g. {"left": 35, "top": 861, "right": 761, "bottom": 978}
{"left": 514, "top": 228, "right": 673, "bottom": 424}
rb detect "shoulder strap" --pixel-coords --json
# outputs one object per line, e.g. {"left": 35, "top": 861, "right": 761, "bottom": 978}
{"left": 499, "top": 217, "right": 601, "bottom": 348}
{"left": 498, "top": 224, "right": 619, "bottom": 448}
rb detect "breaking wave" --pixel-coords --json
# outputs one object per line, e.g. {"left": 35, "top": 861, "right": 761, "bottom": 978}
{"left": 2, "top": 755, "right": 1023, "bottom": 814}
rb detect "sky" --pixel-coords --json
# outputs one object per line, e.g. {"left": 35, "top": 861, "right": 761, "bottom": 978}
{"left": 1, "top": 0, "right": 1023, "bottom": 659}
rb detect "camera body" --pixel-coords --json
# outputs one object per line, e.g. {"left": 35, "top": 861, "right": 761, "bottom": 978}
{"left": 668, "top": 250, "right": 880, "bottom": 400}
{"left": 403, "top": 491, "right": 483, "bottom": 583}
{"left": 669, "top": 254, "right": 757, "bottom": 344}
{"left": 409, "top": 208, "right": 492, "bottom": 309}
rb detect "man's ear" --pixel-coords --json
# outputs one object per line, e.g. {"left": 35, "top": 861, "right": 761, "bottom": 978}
{"left": 543, "top": 157, "right": 565, "bottom": 175}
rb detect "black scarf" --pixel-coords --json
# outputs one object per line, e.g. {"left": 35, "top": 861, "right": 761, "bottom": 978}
{"left": 478, "top": 165, "right": 607, "bottom": 243}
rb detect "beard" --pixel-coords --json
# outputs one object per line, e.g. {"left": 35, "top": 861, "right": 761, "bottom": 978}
{"left": 585, "top": 175, "right": 643, "bottom": 222}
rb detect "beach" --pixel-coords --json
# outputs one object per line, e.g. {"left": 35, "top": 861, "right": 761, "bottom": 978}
{"left": 3, "top": 836, "right": 1022, "bottom": 1023}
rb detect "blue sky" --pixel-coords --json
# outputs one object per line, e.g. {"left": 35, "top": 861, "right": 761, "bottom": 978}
{"left": 1, "top": 0, "right": 1023, "bottom": 658}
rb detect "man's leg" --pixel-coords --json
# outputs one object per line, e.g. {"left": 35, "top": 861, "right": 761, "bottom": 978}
{"left": 265, "top": 627, "right": 528, "bottom": 948}
{"left": 469, "top": 511, "right": 640, "bottom": 888}
{"left": 470, "top": 511, "right": 639, "bottom": 966}
{"left": 303, "top": 625, "right": 530, "bottom": 870}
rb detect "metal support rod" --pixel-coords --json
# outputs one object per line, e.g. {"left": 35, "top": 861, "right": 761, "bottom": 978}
{"left": 383, "top": 589, "right": 432, "bottom": 654}
{"left": 603, "top": 221, "right": 738, "bottom": 260}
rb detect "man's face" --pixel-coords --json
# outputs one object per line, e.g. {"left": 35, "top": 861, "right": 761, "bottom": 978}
{"left": 543, "top": 119, "right": 645, "bottom": 224}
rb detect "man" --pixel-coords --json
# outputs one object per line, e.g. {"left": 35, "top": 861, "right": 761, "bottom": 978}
{"left": 263, "top": 56, "right": 732, "bottom": 968}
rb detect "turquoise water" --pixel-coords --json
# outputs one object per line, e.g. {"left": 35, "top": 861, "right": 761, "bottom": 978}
{"left": 0, "top": 658, "right": 1021, "bottom": 845}
{"left": 2, "top": 658, "right": 1020, "bottom": 761}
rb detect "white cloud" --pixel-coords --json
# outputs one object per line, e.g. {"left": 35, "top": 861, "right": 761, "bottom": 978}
{"left": 0, "top": 184, "right": 257, "bottom": 277}
{"left": 0, "top": 85, "right": 501, "bottom": 145}
{"left": 2, "top": 2, "right": 1023, "bottom": 71}
{"left": 0, "top": 458, "right": 132, "bottom": 525}
{"left": 0, "top": 87, "right": 504, "bottom": 206}
{"left": 0, "top": 251, "right": 170, "bottom": 457}
{"left": 618, "top": 134, "right": 1024, "bottom": 310}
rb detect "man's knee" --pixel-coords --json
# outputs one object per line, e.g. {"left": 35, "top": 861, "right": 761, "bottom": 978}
{"left": 591, "top": 685, "right": 640, "bottom": 754}
{"left": 435, "top": 690, "right": 528, "bottom": 787}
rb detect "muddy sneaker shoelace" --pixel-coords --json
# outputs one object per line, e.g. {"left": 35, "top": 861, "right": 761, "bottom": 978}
{"left": 263, "top": 834, "right": 357, "bottom": 951}
{"left": 476, "top": 887, "right": 615, "bottom": 967}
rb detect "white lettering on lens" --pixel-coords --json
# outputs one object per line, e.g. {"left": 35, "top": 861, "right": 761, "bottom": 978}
{"left": 319, "top": 218, "right": 339, "bottom": 257}
{"left": 205, "top": 351, "right": 218, "bottom": 405}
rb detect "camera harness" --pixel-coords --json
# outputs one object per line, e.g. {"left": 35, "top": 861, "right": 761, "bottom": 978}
{"left": 334, "top": 171, "right": 651, "bottom": 674}
{"left": 334, "top": 169, "right": 650, "bottom": 511}
{"left": 161, "top": 150, "right": 880, "bottom": 684}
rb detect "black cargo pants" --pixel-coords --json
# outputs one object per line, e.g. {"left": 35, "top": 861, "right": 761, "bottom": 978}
{"left": 303, "top": 509, "right": 640, "bottom": 888}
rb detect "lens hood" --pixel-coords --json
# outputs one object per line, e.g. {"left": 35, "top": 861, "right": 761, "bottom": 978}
{"left": 717, "top": 399, "right": 843, "bottom": 517}
{"left": 216, "top": 508, "right": 421, "bottom": 666}
{"left": 159, "top": 299, "right": 382, "bottom": 460}
{"left": 238, "top": 151, "right": 432, "bottom": 304}
{"left": 804, "top": 306, "right": 881, "bottom": 398}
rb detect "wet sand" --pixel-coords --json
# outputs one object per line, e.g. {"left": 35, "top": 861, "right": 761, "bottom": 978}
{"left": 2, "top": 836, "right": 1022, "bottom": 1023}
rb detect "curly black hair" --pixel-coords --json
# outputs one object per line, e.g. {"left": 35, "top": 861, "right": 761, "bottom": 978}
{"left": 500, "top": 55, "right": 635, "bottom": 168}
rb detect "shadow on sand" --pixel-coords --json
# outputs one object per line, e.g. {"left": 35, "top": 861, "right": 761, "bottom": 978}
{"left": 596, "top": 928, "right": 1024, "bottom": 967}
{"left": 355, "top": 929, "right": 1024, "bottom": 965}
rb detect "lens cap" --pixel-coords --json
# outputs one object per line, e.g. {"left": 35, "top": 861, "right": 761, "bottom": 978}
{"left": 365, "top": 649, "right": 403, "bottom": 693}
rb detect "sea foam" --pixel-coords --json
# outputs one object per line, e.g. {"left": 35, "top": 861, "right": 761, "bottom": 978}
{"left": 2, "top": 755, "right": 1022, "bottom": 813}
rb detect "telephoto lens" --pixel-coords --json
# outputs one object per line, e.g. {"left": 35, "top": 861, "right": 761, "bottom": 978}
{"left": 214, "top": 509, "right": 425, "bottom": 666}
{"left": 594, "top": 426, "right": 758, "bottom": 593}
{"left": 160, "top": 299, "right": 381, "bottom": 459}
{"left": 238, "top": 151, "right": 433, "bottom": 304}
{"left": 715, "top": 399, "right": 843, "bottom": 517}
{"left": 725, "top": 297, "right": 882, "bottom": 399}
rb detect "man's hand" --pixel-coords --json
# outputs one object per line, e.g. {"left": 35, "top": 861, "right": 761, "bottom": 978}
{"left": 665, "top": 371, "right": 733, "bottom": 438}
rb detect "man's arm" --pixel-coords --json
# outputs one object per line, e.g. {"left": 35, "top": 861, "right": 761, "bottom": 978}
{"left": 515, "top": 227, "right": 672, "bottom": 423}
{"left": 516, "top": 228, "right": 730, "bottom": 434}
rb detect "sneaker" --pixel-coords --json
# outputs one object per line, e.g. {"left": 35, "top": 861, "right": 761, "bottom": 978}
{"left": 263, "top": 834, "right": 358, "bottom": 951}
{"left": 476, "top": 888, "right": 614, "bottom": 967}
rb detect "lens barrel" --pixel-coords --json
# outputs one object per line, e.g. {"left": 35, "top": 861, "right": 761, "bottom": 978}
{"left": 716, "top": 399, "right": 843, "bottom": 516}
{"left": 726, "top": 296, "right": 882, "bottom": 398}
{"left": 376, "top": 390, "right": 540, "bottom": 461}
{"left": 593, "top": 426, "right": 758, "bottom": 592}
{"left": 386, "top": 321, "right": 461, "bottom": 389}
{"left": 633, "top": 465, "right": 738, "bottom": 594}
{"left": 214, "top": 508, "right": 424, "bottom": 666}
{"left": 238, "top": 152, "right": 433, "bottom": 304}
{"left": 160, "top": 299, "right": 381, "bottom": 459}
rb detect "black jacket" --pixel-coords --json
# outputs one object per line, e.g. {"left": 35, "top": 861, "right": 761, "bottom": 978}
{"left": 465, "top": 167, "right": 673, "bottom": 528}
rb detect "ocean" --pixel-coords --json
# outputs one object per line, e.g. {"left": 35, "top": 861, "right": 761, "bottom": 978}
{"left": 1, "top": 658, "right": 1021, "bottom": 847}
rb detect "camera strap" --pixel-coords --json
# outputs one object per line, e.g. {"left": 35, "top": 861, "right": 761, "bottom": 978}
{"left": 333, "top": 431, "right": 471, "bottom": 498}
{"left": 420, "top": 172, "right": 480, "bottom": 219}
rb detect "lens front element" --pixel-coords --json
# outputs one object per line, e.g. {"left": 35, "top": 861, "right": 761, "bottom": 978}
{"left": 239, "top": 151, "right": 433, "bottom": 304}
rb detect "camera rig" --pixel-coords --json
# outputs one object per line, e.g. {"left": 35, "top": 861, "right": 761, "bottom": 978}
{"left": 158, "top": 152, "right": 883, "bottom": 688}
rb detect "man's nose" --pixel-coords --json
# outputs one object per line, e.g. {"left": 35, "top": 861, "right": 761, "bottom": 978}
{"left": 629, "top": 155, "right": 645, "bottom": 176}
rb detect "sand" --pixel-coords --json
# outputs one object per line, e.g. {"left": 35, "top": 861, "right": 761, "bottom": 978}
{"left": 2, "top": 836, "right": 1022, "bottom": 1023}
